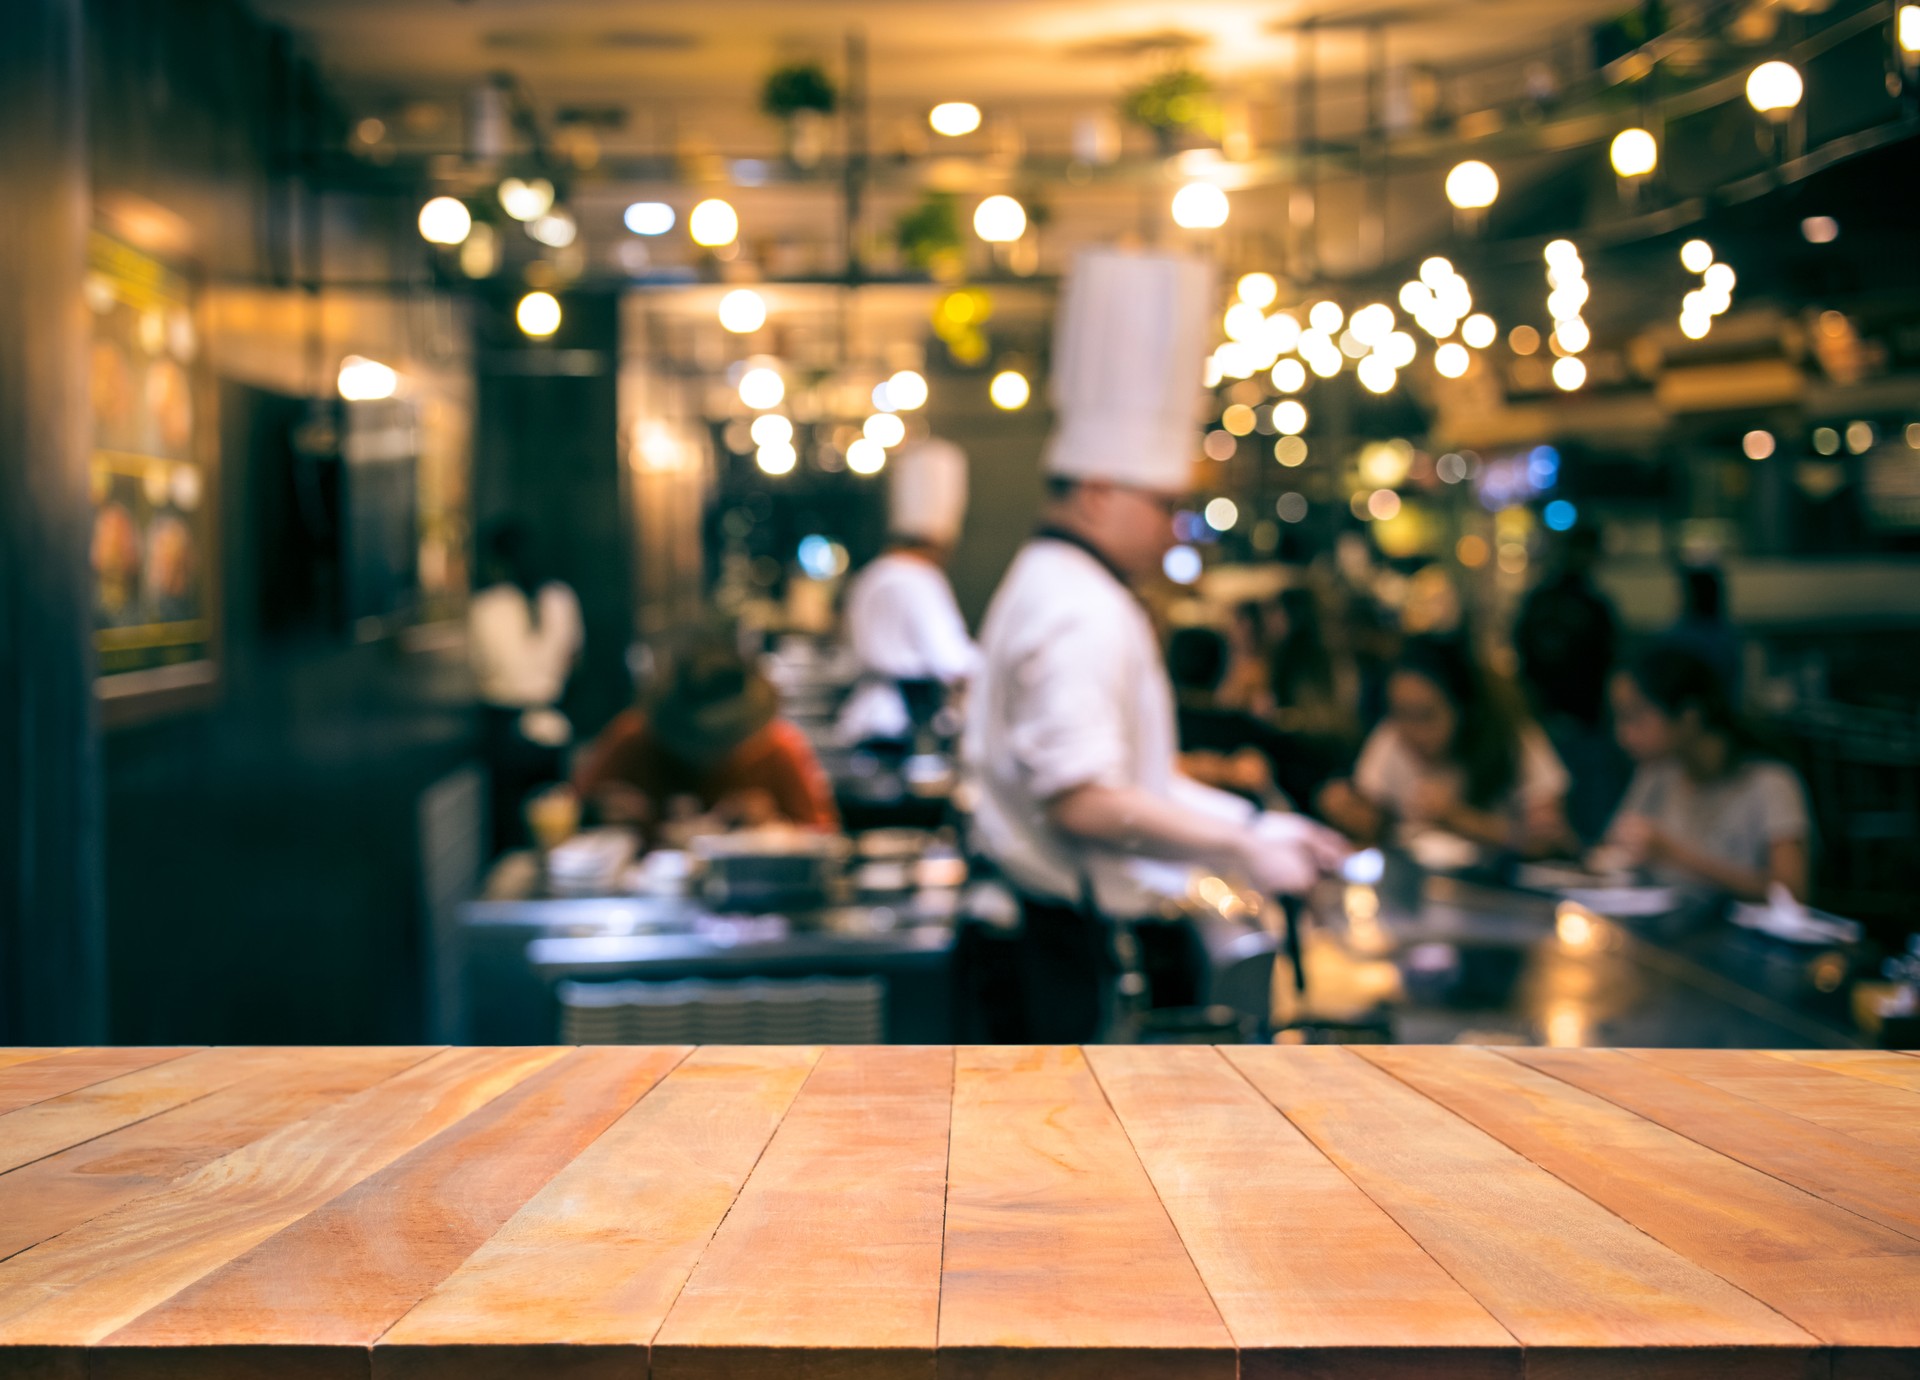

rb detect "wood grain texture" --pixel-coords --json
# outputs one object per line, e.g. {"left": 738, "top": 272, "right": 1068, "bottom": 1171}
{"left": 0, "top": 1048, "right": 197, "bottom": 1116}
{"left": 1225, "top": 1046, "right": 1818, "bottom": 1378}
{"left": 0, "top": 1049, "right": 70, "bottom": 1073}
{"left": 1086, "top": 1045, "right": 1518, "bottom": 1380}
{"left": 1366, "top": 1045, "right": 1920, "bottom": 1352}
{"left": 937, "top": 1045, "right": 1234, "bottom": 1380}
{"left": 1629, "top": 1048, "right": 1920, "bottom": 1153}
{"left": 96, "top": 1046, "right": 682, "bottom": 1379}
{"left": 0, "top": 1046, "right": 298, "bottom": 1176}
{"left": 1514, "top": 1047, "right": 1920, "bottom": 1243}
{"left": 377, "top": 1045, "right": 820, "bottom": 1380}
{"left": 0, "top": 1046, "right": 563, "bottom": 1348}
{"left": 1764, "top": 1049, "right": 1920, "bottom": 1095}
{"left": 0, "top": 1047, "right": 434, "bottom": 1262}
{"left": 652, "top": 1045, "right": 953, "bottom": 1380}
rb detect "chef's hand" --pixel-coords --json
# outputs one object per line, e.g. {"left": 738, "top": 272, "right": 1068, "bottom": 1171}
{"left": 1241, "top": 811, "right": 1352, "bottom": 895}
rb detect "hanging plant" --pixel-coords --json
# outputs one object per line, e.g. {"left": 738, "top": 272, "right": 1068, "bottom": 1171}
{"left": 1120, "top": 68, "right": 1221, "bottom": 152}
{"left": 895, "top": 192, "right": 964, "bottom": 278}
{"left": 761, "top": 62, "right": 838, "bottom": 120}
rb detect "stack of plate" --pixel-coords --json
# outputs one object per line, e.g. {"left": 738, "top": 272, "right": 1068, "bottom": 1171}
{"left": 752, "top": 979, "right": 820, "bottom": 1044}
{"left": 556, "top": 975, "right": 888, "bottom": 1044}
{"left": 625, "top": 980, "right": 700, "bottom": 1043}
{"left": 557, "top": 980, "right": 636, "bottom": 1044}
{"left": 815, "top": 977, "right": 885, "bottom": 1043}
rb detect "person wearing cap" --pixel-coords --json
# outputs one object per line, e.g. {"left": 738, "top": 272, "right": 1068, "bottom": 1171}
{"left": 966, "top": 248, "right": 1349, "bottom": 1042}
{"left": 837, "top": 437, "right": 977, "bottom": 748}
{"left": 573, "top": 638, "right": 839, "bottom": 840}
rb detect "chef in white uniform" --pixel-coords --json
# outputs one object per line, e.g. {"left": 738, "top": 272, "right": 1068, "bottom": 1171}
{"left": 966, "top": 248, "right": 1347, "bottom": 1040}
{"left": 837, "top": 437, "right": 977, "bottom": 747}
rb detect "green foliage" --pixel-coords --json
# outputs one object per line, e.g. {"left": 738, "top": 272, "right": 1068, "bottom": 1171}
{"left": 894, "top": 192, "right": 963, "bottom": 273}
{"left": 761, "top": 62, "right": 838, "bottom": 119}
{"left": 1120, "top": 68, "right": 1219, "bottom": 136}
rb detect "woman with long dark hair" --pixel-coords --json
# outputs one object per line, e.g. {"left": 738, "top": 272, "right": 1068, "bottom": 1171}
{"left": 1603, "top": 645, "right": 1810, "bottom": 900}
{"left": 1319, "top": 634, "right": 1573, "bottom": 856}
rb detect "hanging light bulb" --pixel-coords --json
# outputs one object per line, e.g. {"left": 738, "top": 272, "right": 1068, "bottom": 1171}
{"left": 1236, "top": 272, "right": 1278, "bottom": 308}
{"left": 498, "top": 177, "right": 554, "bottom": 222}
{"left": 1609, "top": 128, "right": 1658, "bottom": 178}
{"left": 929, "top": 102, "right": 983, "bottom": 136}
{"left": 689, "top": 198, "right": 739, "bottom": 247}
{"left": 717, "top": 289, "right": 767, "bottom": 334}
{"left": 1746, "top": 61, "right": 1804, "bottom": 118}
{"left": 1171, "top": 183, "right": 1230, "bottom": 229}
{"left": 973, "top": 195, "right": 1027, "bottom": 242}
{"left": 417, "top": 196, "right": 472, "bottom": 246}
{"left": 1444, "top": 160, "right": 1499, "bottom": 210}
{"left": 1434, "top": 343, "right": 1470, "bottom": 378}
{"left": 989, "top": 370, "right": 1030, "bottom": 410}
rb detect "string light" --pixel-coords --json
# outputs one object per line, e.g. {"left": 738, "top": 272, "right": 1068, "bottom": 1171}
{"left": 929, "top": 102, "right": 982, "bottom": 136}
{"left": 1551, "top": 355, "right": 1587, "bottom": 391}
{"left": 417, "top": 197, "right": 471, "bottom": 245}
{"left": 989, "top": 370, "right": 1030, "bottom": 409}
{"left": 1172, "top": 183, "right": 1230, "bottom": 229}
{"left": 516, "top": 291, "right": 561, "bottom": 338}
{"left": 1609, "top": 128, "right": 1658, "bottom": 178}
{"left": 1444, "top": 160, "right": 1499, "bottom": 210}
{"left": 973, "top": 195, "right": 1027, "bottom": 242}
{"left": 717, "top": 288, "right": 766, "bottom": 333}
{"left": 689, "top": 198, "right": 739, "bottom": 247}
{"left": 1237, "top": 272, "right": 1278, "bottom": 308}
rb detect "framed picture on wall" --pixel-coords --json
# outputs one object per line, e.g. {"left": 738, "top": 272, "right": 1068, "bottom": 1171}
{"left": 86, "top": 227, "right": 219, "bottom": 721}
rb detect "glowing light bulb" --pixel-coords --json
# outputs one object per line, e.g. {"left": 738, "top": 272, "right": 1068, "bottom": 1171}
{"left": 1308, "top": 300, "right": 1344, "bottom": 335}
{"left": 1357, "top": 355, "right": 1397, "bottom": 394}
{"left": 929, "top": 102, "right": 982, "bottom": 136}
{"left": 756, "top": 442, "right": 797, "bottom": 476}
{"left": 1171, "top": 182, "right": 1230, "bottom": 229}
{"left": 1609, "top": 128, "right": 1658, "bottom": 178}
{"left": 1270, "top": 358, "right": 1306, "bottom": 393}
{"left": 689, "top": 198, "right": 739, "bottom": 247}
{"left": 1462, "top": 314, "right": 1497, "bottom": 349}
{"left": 417, "top": 196, "right": 471, "bottom": 246}
{"left": 973, "top": 195, "right": 1027, "bottom": 242}
{"left": 738, "top": 366, "right": 785, "bottom": 410}
{"left": 846, "top": 438, "right": 888, "bottom": 475}
{"left": 1224, "top": 303, "right": 1266, "bottom": 343}
{"left": 1551, "top": 355, "right": 1587, "bottom": 390}
{"left": 1703, "top": 262, "right": 1736, "bottom": 294}
{"left": 1746, "top": 60, "right": 1804, "bottom": 116}
{"left": 1552, "top": 318, "right": 1590, "bottom": 354}
{"left": 498, "top": 177, "right": 554, "bottom": 222}
{"left": 1237, "top": 272, "right": 1278, "bottom": 308}
{"left": 989, "top": 370, "right": 1029, "bottom": 410}
{"left": 1445, "top": 160, "right": 1499, "bottom": 210}
{"left": 887, "top": 370, "right": 928, "bottom": 411}
{"left": 718, "top": 289, "right": 767, "bottom": 334}
{"left": 1434, "top": 342, "right": 1470, "bottom": 378}
{"left": 624, "top": 202, "right": 675, "bottom": 235}
{"left": 1902, "top": 3, "right": 1920, "bottom": 54}
{"left": 750, "top": 414, "right": 793, "bottom": 447}
{"left": 516, "top": 291, "right": 561, "bottom": 338}
{"left": 1204, "top": 497, "right": 1239, "bottom": 531}
{"left": 863, "top": 412, "right": 907, "bottom": 448}
{"left": 1680, "top": 239, "right": 1714, "bottom": 273}
{"left": 1273, "top": 400, "right": 1307, "bottom": 435}
{"left": 337, "top": 355, "right": 398, "bottom": 401}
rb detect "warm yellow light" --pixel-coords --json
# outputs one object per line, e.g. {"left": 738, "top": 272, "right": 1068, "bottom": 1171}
{"left": 1367, "top": 489, "right": 1402, "bottom": 520}
{"left": 1224, "top": 302, "right": 1265, "bottom": 343}
{"left": 1308, "top": 300, "right": 1344, "bottom": 335}
{"left": 1349, "top": 303, "right": 1395, "bottom": 347}
{"left": 1742, "top": 429, "right": 1776, "bottom": 460}
{"left": 1419, "top": 256, "right": 1455, "bottom": 288}
{"left": 1271, "top": 358, "right": 1307, "bottom": 393}
{"left": 1273, "top": 400, "right": 1307, "bottom": 435}
{"left": 689, "top": 198, "right": 739, "bottom": 247}
{"left": 418, "top": 196, "right": 472, "bottom": 246}
{"left": 1171, "top": 182, "right": 1230, "bottom": 229}
{"left": 1902, "top": 4, "right": 1920, "bottom": 54}
{"left": 1381, "top": 331, "right": 1418, "bottom": 369}
{"left": 756, "top": 442, "right": 797, "bottom": 476}
{"left": 1434, "top": 342, "right": 1470, "bottom": 378}
{"left": 498, "top": 177, "right": 554, "bottom": 222}
{"left": 529, "top": 210, "right": 576, "bottom": 249}
{"left": 516, "top": 291, "right": 561, "bottom": 338}
{"left": 1219, "top": 404, "right": 1255, "bottom": 437}
{"left": 738, "top": 365, "right": 785, "bottom": 410}
{"left": 1509, "top": 324, "right": 1541, "bottom": 355}
{"left": 887, "top": 370, "right": 928, "bottom": 411}
{"left": 1552, "top": 318, "right": 1591, "bottom": 354}
{"left": 973, "top": 195, "right": 1027, "bottom": 243}
{"left": 1551, "top": 355, "right": 1587, "bottom": 390}
{"left": 1274, "top": 436, "right": 1307, "bottom": 467}
{"left": 750, "top": 414, "right": 793, "bottom": 447}
{"left": 717, "top": 288, "right": 767, "bottom": 334}
{"left": 863, "top": 412, "right": 907, "bottom": 448}
{"left": 929, "top": 102, "right": 982, "bottom": 136}
{"left": 1679, "top": 313, "right": 1711, "bottom": 340}
{"left": 1746, "top": 61, "right": 1803, "bottom": 116}
{"left": 1680, "top": 238, "right": 1714, "bottom": 273}
{"left": 1237, "top": 272, "right": 1278, "bottom": 308}
{"left": 989, "top": 369, "right": 1030, "bottom": 409}
{"left": 846, "top": 438, "right": 888, "bottom": 475}
{"left": 1445, "top": 160, "right": 1499, "bottom": 210}
{"left": 1461, "top": 313, "right": 1497, "bottom": 349}
{"left": 1703, "top": 262, "right": 1736, "bottom": 295}
{"left": 1357, "top": 355, "right": 1397, "bottom": 394}
{"left": 337, "top": 355, "right": 398, "bottom": 401}
{"left": 1609, "top": 127, "right": 1658, "bottom": 178}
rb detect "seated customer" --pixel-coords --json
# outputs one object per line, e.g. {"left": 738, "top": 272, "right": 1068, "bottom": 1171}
{"left": 1319, "top": 635, "right": 1573, "bottom": 857}
{"left": 1168, "top": 625, "right": 1289, "bottom": 810}
{"left": 573, "top": 640, "right": 839, "bottom": 840}
{"left": 1602, "top": 646, "right": 1809, "bottom": 901}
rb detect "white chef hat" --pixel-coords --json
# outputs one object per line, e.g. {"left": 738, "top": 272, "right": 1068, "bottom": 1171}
{"left": 888, "top": 436, "right": 969, "bottom": 546}
{"left": 1044, "top": 248, "right": 1214, "bottom": 493}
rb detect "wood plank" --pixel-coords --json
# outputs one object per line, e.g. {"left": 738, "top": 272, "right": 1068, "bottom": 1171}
{"left": 0, "top": 1048, "right": 197, "bottom": 1116}
{"left": 0, "top": 1049, "right": 69, "bottom": 1074}
{"left": 0, "top": 1048, "right": 436, "bottom": 1263}
{"left": 1514, "top": 1047, "right": 1920, "bottom": 1244}
{"left": 1365, "top": 1044, "right": 1920, "bottom": 1360}
{"left": 1628, "top": 1048, "right": 1920, "bottom": 1154}
{"left": 1764, "top": 1049, "right": 1920, "bottom": 1096}
{"left": 937, "top": 1045, "right": 1234, "bottom": 1380}
{"left": 1086, "top": 1045, "right": 1517, "bottom": 1380}
{"left": 1224, "top": 1046, "right": 1819, "bottom": 1379}
{"left": 0, "top": 1046, "right": 299, "bottom": 1176}
{"left": 95, "top": 1046, "right": 685, "bottom": 1379}
{"left": 0, "top": 1045, "right": 564, "bottom": 1349}
{"left": 377, "top": 1045, "right": 820, "bottom": 1380}
{"left": 651, "top": 1045, "right": 952, "bottom": 1380}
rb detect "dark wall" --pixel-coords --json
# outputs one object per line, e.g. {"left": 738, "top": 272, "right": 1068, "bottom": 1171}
{"left": 0, "top": 0, "right": 106, "bottom": 1043}
{"left": 85, "top": 0, "right": 477, "bottom": 1043}
{"left": 473, "top": 291, "right": 634, "bottom": 738}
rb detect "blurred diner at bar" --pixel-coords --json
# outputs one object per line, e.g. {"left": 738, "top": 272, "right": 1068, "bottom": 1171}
{"left": 6, "top": 0, "right": 1920, "bottom": 1054}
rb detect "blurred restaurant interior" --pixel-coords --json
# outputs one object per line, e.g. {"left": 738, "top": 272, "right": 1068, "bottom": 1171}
{"left": 5, "top": 0, "right": 1920, "bottom": 1055}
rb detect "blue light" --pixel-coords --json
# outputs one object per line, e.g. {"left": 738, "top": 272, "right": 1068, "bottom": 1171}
{"left": 1543, "top": 499, "right": 1577, "bottom": 532}
{"left": 1528, "top": 445, "right": 1561, "bottom": 488}
{"left": 797, "top": 534, "right": 837, "bottom": 579}
{"left": 623, "top": 202, "right": 676, "bottom": 236}
{"left": 1163, "top": 544, "right": 1203, "bottom": 585}
{"left": 1173, "top": 511, "right": 1204, "bottom": 542}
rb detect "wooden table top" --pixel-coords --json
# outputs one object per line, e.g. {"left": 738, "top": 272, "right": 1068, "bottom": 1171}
{"left": 1, "top": 1044, "right": 1916, "bottom": 1379}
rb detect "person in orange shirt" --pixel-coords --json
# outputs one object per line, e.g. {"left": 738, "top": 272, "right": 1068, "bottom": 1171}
{"left": 573, "top": 640, "right": 839, "bottom": 840}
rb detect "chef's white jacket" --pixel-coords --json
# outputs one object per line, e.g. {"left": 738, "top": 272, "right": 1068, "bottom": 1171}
{"left": 965, "top": 536, "right": 1252, "bottom": 919}
{"left": 837, "top": 551, "right": 978, "bottom": 744}
{"left": 468, "top": 581, "right": 583, "bottom": 710}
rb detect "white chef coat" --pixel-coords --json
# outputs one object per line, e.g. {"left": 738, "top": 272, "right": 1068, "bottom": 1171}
{"left": 837, "top": 550, "right": 977, "bottom": 744}
{"left": 468, "top": 581, "right": 583, "bottom": 710}
{"left": 965, "top": 535, "right": 1251, "bottom": 919}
